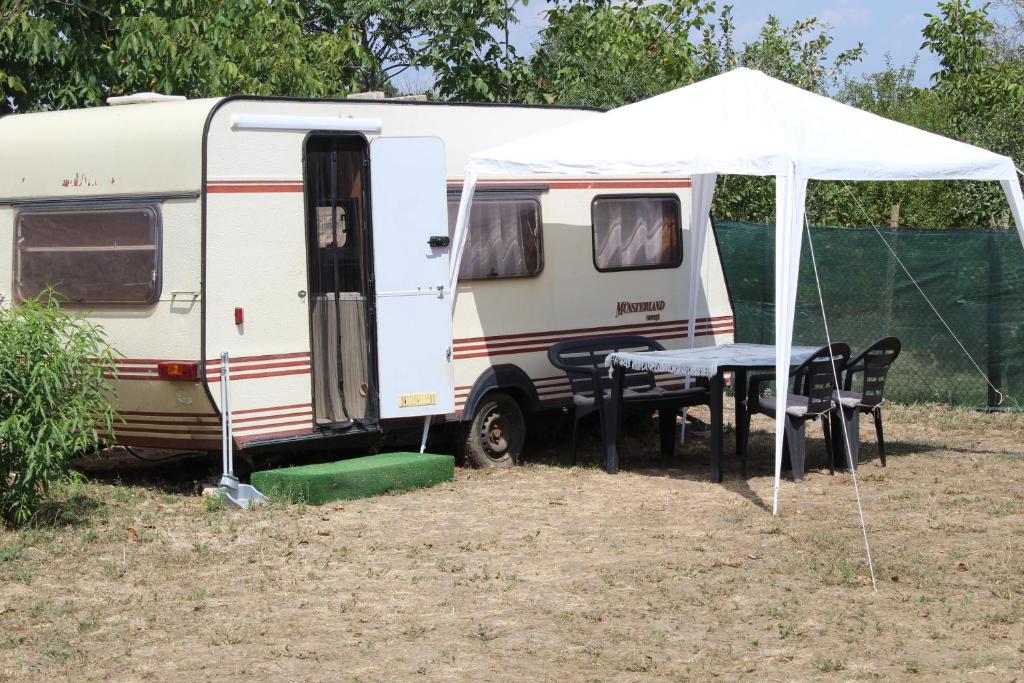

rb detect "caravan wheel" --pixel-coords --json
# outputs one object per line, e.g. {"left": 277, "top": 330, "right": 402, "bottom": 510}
{"left": 462, "top": 392, "right": 524, "bottom": 468}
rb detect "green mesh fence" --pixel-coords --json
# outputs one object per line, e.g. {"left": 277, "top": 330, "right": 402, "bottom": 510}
{"left": 714, "top": 220, "right": 1024, "bottom": 407}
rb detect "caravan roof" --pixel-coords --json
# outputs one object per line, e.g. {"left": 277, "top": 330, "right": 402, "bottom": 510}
{"left": 0, "top": 97, "right": 599, "bottom": 202}
{"left": 0, "top": 98, "right": 221, "bottom": 200}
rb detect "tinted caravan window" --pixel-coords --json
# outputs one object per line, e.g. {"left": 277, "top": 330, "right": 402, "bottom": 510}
{"left": 16, "top": 204, "right": 161, "bottom": 304}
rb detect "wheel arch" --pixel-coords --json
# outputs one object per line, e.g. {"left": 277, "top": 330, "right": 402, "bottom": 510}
{"left": 461, "top": 364, "right": 541, "bottom": 421}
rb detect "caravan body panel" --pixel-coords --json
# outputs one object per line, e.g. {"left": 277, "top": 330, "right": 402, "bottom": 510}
{"left": 0, "top": 95, "right": 736, "bottom": 453}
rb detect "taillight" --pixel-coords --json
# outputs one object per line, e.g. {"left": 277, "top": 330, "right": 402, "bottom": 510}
{"left": 157, "top": 361, "right": 200, "bottom": 382}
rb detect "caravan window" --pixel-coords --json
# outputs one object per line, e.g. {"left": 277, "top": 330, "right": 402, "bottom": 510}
{"left": 15, "top": 204, "right": 161, "bottom": 304}
{"left": 591, "top": 195, "right": 682, "bottom": 271}
{"left": 447, "top": 193, "right": 543, "bottom": 280}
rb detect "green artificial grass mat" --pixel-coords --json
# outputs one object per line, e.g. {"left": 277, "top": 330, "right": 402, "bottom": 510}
{"left": 250, "top": 452, "right": 455, "bottom": 505}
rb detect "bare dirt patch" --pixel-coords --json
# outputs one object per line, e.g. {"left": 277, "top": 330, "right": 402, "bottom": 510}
{"left": 1, "top": 404, "right": 1023, "bottom": 681}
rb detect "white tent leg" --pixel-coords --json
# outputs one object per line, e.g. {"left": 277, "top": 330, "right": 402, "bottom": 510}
{"left": 449, "top": 169, "right": 478, "bottom": 313}
{"left": 684, "top": 174, "right": 717, "bottom": 387}
{"left": 772, "top": 170, "right": 808, "bottom": 516}
{"left": 1000, "top": 178, "right": 1024, "bottom": 248}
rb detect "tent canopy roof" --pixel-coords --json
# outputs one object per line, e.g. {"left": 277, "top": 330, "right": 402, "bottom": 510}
{"left": 467, "top": 68, "right": 1017, "bottom": 182}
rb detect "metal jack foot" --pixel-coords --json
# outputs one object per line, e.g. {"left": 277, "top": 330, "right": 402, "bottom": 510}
{"left": 218, "top": 482, "right": 268, "bottom": 510}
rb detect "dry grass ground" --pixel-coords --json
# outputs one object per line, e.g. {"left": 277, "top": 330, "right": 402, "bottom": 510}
{"left": 1, "top": 403, "right": 1023, "bottom": 681}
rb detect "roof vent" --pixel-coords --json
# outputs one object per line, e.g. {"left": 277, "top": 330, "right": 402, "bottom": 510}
{"left": 107, "top": 92, "right": 187, "bottom": 106}
{"left": 346, "top": 91, "right": 428, "bottom": 102}
{"left": 346, "top": 91, "right": 386, "bottom": 100}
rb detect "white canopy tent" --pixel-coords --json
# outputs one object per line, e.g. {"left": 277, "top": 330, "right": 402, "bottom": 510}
{"left": 450, "top": 67, "right": 1024, "bottom": 515}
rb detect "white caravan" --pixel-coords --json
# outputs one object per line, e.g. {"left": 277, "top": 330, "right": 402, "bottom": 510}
{"left": 0, "top": 95, "right": 735, "bottom": 466}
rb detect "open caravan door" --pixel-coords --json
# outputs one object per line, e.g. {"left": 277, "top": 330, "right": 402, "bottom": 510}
{"left": 370, "top": 137, "right": 455, "bottom": 419}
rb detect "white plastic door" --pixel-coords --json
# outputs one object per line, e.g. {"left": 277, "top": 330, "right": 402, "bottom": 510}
{"left": 370, "top": 137, "right": 455, "bottom": 419}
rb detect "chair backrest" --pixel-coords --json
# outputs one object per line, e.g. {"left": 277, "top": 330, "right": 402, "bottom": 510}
{"left": 793, "top": 343, "right": 850, "bottom": 415}
{"left": 547, "top": 335, "right": 665, "bottom": 399}
{"left": 845, "top": 336, "right": 901, "bottom": 407}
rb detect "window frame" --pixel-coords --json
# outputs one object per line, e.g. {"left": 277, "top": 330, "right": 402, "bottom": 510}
{"left": 590, "top": 193, "right": 684, "bottom": 273}
{"left": 14, "top": 201, "right": 164, "bottom": 306}
{"left": 446, "top": 188, "right": 546, "bottom": 281}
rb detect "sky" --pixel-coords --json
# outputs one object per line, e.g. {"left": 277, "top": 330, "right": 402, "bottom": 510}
{"left": 430, "top": 0, "right": 1017, "bottom": 90}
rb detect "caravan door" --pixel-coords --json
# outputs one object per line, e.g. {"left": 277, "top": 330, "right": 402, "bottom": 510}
{"left": 370, "top": 137, "right": 455, "bottom": 419}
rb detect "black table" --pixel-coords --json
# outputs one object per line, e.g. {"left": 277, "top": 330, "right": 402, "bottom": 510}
{"left": 603, "top": 343, "right": 820, "bottom": 481}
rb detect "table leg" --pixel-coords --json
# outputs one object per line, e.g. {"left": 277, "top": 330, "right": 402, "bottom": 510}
{"left": 602, "top": 366, "right": 625, "bottom": 474}
{"left": 709, "top": 371, "right": 724, "bottom": 483}
{"left": 734, "top": 369, "right": 748, "bottom": 477}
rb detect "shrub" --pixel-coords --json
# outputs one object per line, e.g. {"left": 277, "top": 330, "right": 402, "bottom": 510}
{"left": 0, "top": 294, "right": 117, "bottom": 525}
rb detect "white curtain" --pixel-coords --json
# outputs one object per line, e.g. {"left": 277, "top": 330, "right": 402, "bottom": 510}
{"left": 595, "top": 202, "right": 626, "bottom": 267}
{"left": 772, "top": 169, "right": 809, "bottom": 516}
{"left": 593, "top": 197, "right": 680, "bottom": 269}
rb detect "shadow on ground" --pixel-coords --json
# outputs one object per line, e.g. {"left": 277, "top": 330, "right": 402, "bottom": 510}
{"left": 522, "top": 409, "right": 952, "bottom": 511}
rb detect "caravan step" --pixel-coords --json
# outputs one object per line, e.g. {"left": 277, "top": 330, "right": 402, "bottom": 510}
{"left": 250, "top": 452, "right": 455, "bottom": 505}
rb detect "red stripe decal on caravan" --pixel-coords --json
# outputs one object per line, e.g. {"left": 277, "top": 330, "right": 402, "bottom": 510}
{"left": 205, "top": 352, "right": 312, "bottom": 383}
{"left": 109, "top": 425, "right": 224, "bottom": 436}
{"left": 232, "top": 410, "right": 313, "bottom": 425}
{"left": 121, "top": 410, "right": 219, "bottom": 418}
{"left": 203, "top": 356, "right": 307, "bottom": 366}
{"left": 115, "top": 403, "right": 315, "bottom": 428}
{"left": 207, "top": 180, "right": 303, "bottom": 193}
{"left": 107, "top": 436, "right": 223, "bottom": 451}
{"left": 207, "top": 368, "right": 311, "bottom": 383}
{"left": 115, "top": 416, "right": 222, "bottom": 427}
{"left": 233, "top": 418, "right": 315, "bottom": 433}
{"left": 454, "top": 315, "right": 733, "bottom": 344}
{"left": 454, "top": 320, "right": 724, "bottom": 353}
{"left": 233, "top": 402, "right": 312, "bottom": 416}
{"left": 451, "top": 317, "right": 735, "bottom": 360}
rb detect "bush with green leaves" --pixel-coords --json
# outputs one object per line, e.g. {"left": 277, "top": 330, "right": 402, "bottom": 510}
{"left": 0, "top": 295, "right": 117, "bottom": 525}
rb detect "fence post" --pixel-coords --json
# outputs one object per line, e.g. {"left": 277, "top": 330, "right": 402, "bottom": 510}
{"left": 986, "top": 231, "right": 1003, "bottom": 408}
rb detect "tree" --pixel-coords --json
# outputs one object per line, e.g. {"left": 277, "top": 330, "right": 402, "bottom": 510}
{"left": 703, "top": 9, "right": 864, "bottom": 93}
{"left": 922, "top": 0, "right": 1024, "bottom": 123}
{"left": 0, "top": 295, "right": 117, "bottom": 525}
{"left": 920, "top": 0, "right": 1024, "bottom": 226}
{"left": 300, "top": 0, "right": 433, "bottom": 92}
{"left": 299, "top": 0, "right": 529, "bottom": 101}
{"left": 420, "top": 0, "right": 530, "bottom": 102}
{"left": 708, "top": 10, "right": 866, "bottom": 225}
{"left": 522, "top": 0, "right": 716, "bottom": 107}
{"left": 0, "top": 0, "right": 370, "bottom": 114}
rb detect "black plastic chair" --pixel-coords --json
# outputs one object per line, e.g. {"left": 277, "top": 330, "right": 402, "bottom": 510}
{"left": 740, "top": 343, "right": 850, "bottom": 481}
{"left": 831, "top": 337, "right": 902, "bottom": 468}
{"left": 547, "top": 335, "right": 710, "bottom": 466}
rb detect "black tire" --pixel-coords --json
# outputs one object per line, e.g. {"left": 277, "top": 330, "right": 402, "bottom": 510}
{"left": 461, "top": 392, "right": 525, "bottom": 468}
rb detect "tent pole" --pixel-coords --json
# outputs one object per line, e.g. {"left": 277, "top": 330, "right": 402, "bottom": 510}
{"left": 449, "top": 169, "right": 478, "bottom": 314}
{"left": 772, "top": 170, "right": 807, "bottom": 516}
